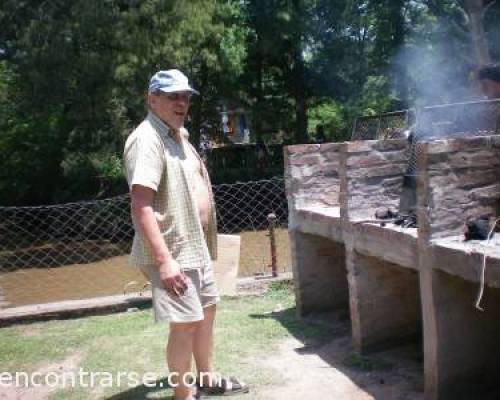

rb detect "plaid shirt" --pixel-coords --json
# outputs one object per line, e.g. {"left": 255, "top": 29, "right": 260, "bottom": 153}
{"left": 123, "top": 112, "right": 217, "bottom": 269}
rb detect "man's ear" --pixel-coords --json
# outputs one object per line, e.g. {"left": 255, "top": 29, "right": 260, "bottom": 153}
{"left": 148, "top": 93, "right": 157, "bottom": 110}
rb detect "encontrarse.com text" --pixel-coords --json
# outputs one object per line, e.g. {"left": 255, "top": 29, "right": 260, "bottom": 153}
{"left": 0, "top": 370, "right": 222, "bottom": 389}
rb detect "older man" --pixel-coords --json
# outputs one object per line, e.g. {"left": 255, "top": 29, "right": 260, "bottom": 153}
{"left": 124, "top": 70, "right": 248, "bottom": 400}
{"left": 479, "top": 63, "right": 500, "bottom": 99}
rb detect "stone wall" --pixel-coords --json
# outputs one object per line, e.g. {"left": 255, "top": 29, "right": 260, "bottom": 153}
{"left": 284, "top": 143, "right": 342, "bottom": 210}
{"left": 290, "top": 231, "right": 348, "bottom": 314}
{"left": 417, "top": 136, "right": 500, "bottom": 240}
{"left": 285, "top": 134, "right": 500, "bottom": 399}
{"left": 347, "top": 250, "right": 421, "bottom": 351}
{"left": 421, "top": 269, "right": 500, "bottom": 400}
{"left": 340, "top": 139, "right": 409, "bottom": 220}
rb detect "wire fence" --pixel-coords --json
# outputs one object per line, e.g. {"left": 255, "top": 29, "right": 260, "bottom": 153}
{"left": 0, "top": 177, "right": 289, "bottom": 310}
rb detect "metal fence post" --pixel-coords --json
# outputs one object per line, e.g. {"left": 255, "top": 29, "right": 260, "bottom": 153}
{"left": 267, "top": 213, "right": 278, "bottom": 277}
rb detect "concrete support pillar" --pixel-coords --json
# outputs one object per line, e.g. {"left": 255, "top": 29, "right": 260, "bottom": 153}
{"left": 290, "top": 230, "right": 348, "bottom": 316}
{"left": 347, "top": 249, "right": 421, "bottom": 352}
{"left": 421, "top": 269, "right": 500, "bottom": 400}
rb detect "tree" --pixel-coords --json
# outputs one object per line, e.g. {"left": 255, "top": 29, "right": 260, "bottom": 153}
{"left": 243, "top": 0, "right": 301, "bottom": 142}
{"left": 0, "top": 0, "right": 247, "bottom": 205}
{"left": 1, "top": 0, "right": 497, "bottom": 204}
{"left": 420, "top": 0, "right": 497, "bottom": 66}
{"left": 462, "top": 0, "right": 494, "bottom": 64}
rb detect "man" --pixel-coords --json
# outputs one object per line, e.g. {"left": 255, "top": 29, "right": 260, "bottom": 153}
{"left": 124, "top": 70, "right": 248, "bottom": 400}
{"left": 479, "top": 63, "right": 500, "bottom": 99}
{"left": 314, "top": 124, "right": 326, "bottom": 144}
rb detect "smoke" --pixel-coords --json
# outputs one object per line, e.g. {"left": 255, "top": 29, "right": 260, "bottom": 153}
{"left": 485, "top": 6, "right": 500, "bottom": 61}
{"left": 392, "top": 34, "right": 497, "bottom": 139}
{"left": 487, "top": 24, "right": 500, "bottom": 61}
{"left": 394, "top": 37, "right": 483, "bottom": 108}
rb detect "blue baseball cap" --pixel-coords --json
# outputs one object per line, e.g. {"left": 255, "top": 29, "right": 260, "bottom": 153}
{"left": 148, "top": 69, "right": 199, "bottom": 95}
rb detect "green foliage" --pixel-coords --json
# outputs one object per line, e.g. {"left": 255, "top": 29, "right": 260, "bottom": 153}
{"left": 307, "top": 100, "right": 350, "bottom": 142}
{"left": 0, "top": 111, "right": 66, "bottom": 205}
{"left": 357, "top": 76, "right": 399, "bottom": 116}
{"left": 0, "top": 0, "right": 248, "bottom": 205}
{"left": 208, "top": 145, "right": 284, "bottom": 184}
{"left": 0, "top": 0, "right": 497, "bottom": 205}
{"left": 57, "top": 151, "right": 127, "bottom": 202}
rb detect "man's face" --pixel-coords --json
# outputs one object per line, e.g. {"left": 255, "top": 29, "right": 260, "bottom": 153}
{"left": 148, "top": 91, "right": 192, "bottom": 131}
{"left": 480, "top": 79, "right": 500, "bottom": 99}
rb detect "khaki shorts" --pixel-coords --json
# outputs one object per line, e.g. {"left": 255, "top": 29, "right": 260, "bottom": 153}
{"left": 140, "top": 263, "right": 219, "bottom": 324}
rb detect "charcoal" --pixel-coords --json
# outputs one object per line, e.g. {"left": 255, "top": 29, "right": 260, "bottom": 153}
{"left": 375, "top": 208, "right": 397, "bottom": 220}
{"left": 464, "top": 216, "right": 491, "bottom": 241}
{"left": 394, "top": 211, "right": 417, "bottom": 228}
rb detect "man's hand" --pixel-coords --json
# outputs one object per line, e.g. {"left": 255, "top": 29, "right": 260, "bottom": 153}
{"left": 158, "top": 258, "right": 189, "bottom": 296}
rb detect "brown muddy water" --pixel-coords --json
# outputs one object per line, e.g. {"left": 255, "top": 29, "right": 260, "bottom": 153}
{"left": 0, "top": 230, "right": 291, "bottom": 308}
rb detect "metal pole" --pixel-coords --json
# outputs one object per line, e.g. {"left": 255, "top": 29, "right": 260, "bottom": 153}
{"left": 267, "top": 213, "right": 278, "bottom": 277}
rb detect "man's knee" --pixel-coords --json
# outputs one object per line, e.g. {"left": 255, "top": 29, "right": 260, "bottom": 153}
{"left": 203, "top": 303, "right": 216, "bottom": 316}
{"left": 170, "top": 321, "right": 201, "bottom": 335}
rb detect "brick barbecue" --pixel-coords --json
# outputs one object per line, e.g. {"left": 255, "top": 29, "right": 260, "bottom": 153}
{"left": 285, "top": 99, "right": 500, "bottom": 399}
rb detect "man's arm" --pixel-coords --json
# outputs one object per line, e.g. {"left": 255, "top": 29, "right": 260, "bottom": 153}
{"left": 130, "top": 185, "right": 187, "bottom": 296}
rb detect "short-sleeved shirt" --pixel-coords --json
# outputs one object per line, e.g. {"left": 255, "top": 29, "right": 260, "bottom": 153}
{"left": 123, "top": 111, "right": 217, "bottom": 270}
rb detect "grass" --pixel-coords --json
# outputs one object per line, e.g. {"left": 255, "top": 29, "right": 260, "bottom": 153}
{"left": 0, "top": 282, "right": 331, "bottom": 400}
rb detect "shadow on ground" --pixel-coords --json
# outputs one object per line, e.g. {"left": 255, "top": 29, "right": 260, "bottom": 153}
{"left": 105, "top": 377, "right": 174, "bottom": 400}
{"left": 250, "top": 306, "right": 424, "bottom": 400}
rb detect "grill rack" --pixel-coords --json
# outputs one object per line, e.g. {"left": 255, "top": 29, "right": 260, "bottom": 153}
{"left": 351, "top": 99, "right": 500, "bottom": 215}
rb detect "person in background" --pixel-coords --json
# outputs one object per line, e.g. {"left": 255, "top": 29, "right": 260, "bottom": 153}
{"left": 479, "top": 63, "right": 500, "bottom": 99}
{"left": 199, "top": 123, "right": 212, "bottom": 163}
{"left": 314, "top": 124, "right": 326, "bottom": 144}
{"left": 124, "top": 69, "right": 248, "bottom": 400}
{"left": 255, "top": 137, "right": 269, "bottom": 170}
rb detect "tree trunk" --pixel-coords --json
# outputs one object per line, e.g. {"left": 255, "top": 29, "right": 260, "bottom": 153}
{"left": 190, "top": 64, "right": 208, "bottom": 149}
{"left": 254, "top": 40, "right": 264, "bottom": 142}
{"left": 293, "top": 48, "right": 308, "bottom": 144}
{"left": 295, "top": 90, "right": 308, "bottom": 144}
{"left": 291, "top": 0, "right": 308, "bottom": 144}
{"left": 464, "top": 0, "right": 491, "bottom": 66}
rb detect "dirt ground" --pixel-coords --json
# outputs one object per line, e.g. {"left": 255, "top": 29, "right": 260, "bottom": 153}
{"left": 0, "top": 312, "right": 424, "bottom": 400}
{"left": 0, "top": 229, "right": 291, "bottom": 308}
{"left": 0, "top": 353, "right": 84, "bottom": 400}
{"left": 255, "top": 315, "right": 423, "bottom": 400}
{"left": 256, "top": 338, "right": 423, "bottom": 400}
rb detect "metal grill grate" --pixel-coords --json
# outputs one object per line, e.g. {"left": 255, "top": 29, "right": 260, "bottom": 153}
{"left": 351, "top": 110, "right": 414, "bottom": 141}
{"left": 415, "top": 99, "right": 500, "bottom": 140}
{"left": 350, "top": 100, "right": 500, "bottom": 215}
{"left": 407, "top": 99, "right": 500, "bottom": 175}
{"left": 400, "top": 99, "right": 500, "bottom": 214}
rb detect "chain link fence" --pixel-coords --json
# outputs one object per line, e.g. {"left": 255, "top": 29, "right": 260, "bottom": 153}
{"left": 0, "top": 177, "right": 289, "bottom": 310}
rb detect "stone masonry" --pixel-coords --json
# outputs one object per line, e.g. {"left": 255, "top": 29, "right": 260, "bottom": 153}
{"left": 285, "top": 135, "right": 500, "bottom": 400}
{"left": 417, "top": 136, "right": 500, "bottom": 400}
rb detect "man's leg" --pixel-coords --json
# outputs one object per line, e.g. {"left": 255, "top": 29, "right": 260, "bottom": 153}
{"left": 193, "top": 304, "right": 216, "bottom": 386}
{"left": 168, "top": 321, "right": 199, "bottom": 400}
